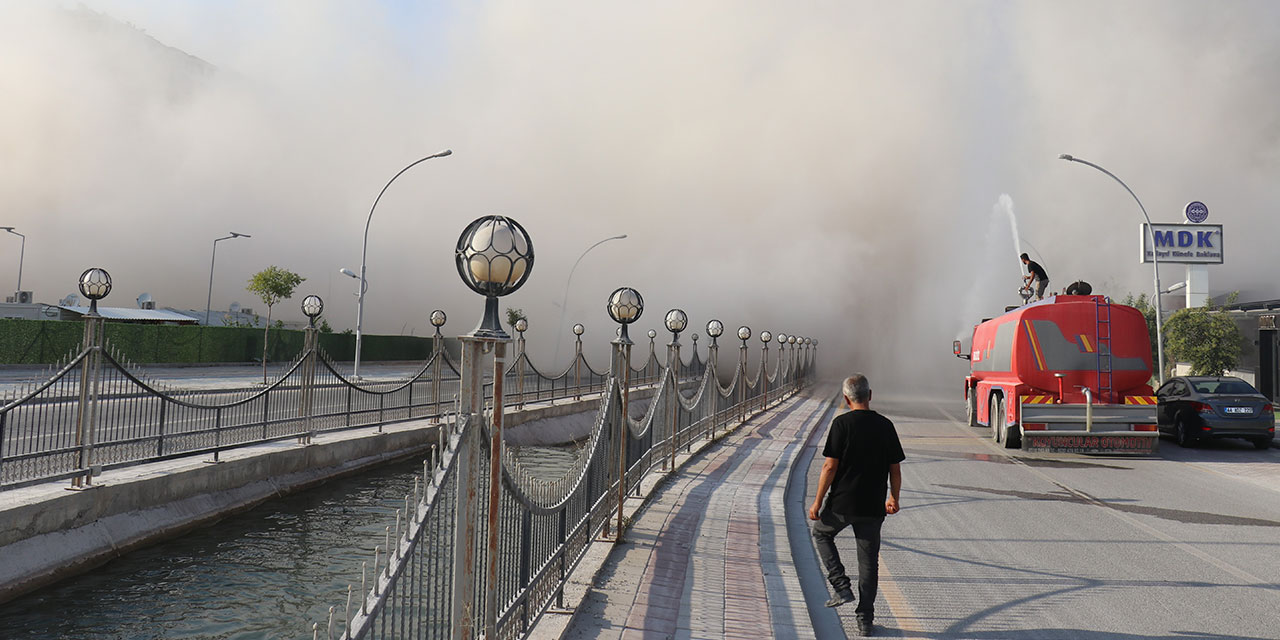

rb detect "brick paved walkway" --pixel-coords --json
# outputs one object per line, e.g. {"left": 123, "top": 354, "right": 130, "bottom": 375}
{"left": 562, "top": 390, "right": 834, "bottom": 640}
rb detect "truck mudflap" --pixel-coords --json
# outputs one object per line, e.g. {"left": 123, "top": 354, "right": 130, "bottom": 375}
{"left": 1018, "top": 400, "right": 1159, "bottom": 454}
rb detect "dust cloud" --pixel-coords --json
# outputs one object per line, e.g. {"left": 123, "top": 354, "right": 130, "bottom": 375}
{"left": 1, "top": 2, "right": 1278, "bottom": 394}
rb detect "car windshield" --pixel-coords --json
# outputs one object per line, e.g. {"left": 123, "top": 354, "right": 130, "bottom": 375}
{"left": 1190, "top": 379, "right": 1258, "bottom": 395}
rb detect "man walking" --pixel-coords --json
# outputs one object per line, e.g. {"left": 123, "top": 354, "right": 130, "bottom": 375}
{"left": 810, "top": 374, "right": 904, "bottom": 637}
{"left": 1021, "top": 253, "right": 1049, "bottom": 301}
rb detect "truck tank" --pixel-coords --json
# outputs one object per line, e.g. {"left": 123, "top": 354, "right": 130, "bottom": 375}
{"left": 969, "top": 295, "right": 1153, "bottom": 400}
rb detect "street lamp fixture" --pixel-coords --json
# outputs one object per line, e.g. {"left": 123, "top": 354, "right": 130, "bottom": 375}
{"left": 664, "top": 308, "right": 688, "bottom": 343}
{"left": 737, "top": 325, "right": 752, "bottom": 346}
{"left": 760, "top": 330, "right": 772, "bottom": 344}
{"left": 301, "top": 295, "right": 323, "bottom": 328}
{"left": 1, "top": 227, "right": 26, "bottom": 294}
{"left": 205, "top": 232, "right": 250, "bottom": 325}
{"left": 606, "top": 287, "right": 643, "bottom": 343}
{"left": 456, "top": 215, "right": 535, "bottom": 339}
{"left": 515, "top": 317, "right": 528, "bottom": 334}
{"left": 354, "top": 149, "right": 452, "bottom": 378}
{"left": 706, "top": 319, "right": 724, "bottom": 345}
{"left": 1059, "top": 153, "right": 1166, "bottom": 384}
{"left": 78, "top": 267, "right": 112, "bottom": 315}
{"left": 573, "top": 323, "right": 585, "bottom": 336}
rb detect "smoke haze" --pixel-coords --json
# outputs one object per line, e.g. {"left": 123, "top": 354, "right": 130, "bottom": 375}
{"left": 2, "top": 1, "right": 1279, "bottom": 391}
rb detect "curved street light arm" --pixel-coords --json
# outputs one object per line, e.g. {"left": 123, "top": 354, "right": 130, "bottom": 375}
{"left": 1060, "top": 154, "right": 1165, "bottom": 384}
{"left": 555, "top": 234, "right": 628, "bottom": 367}
{"left": 354, "top": 149, "right": 452, "bottom": 378}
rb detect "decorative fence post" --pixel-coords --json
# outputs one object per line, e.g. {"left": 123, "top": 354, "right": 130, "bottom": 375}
{"left": 514, "top": 318, "right": 527, "bottom": 409}
{"left": 606, "top": 287, "right": 643, "bottom": 542}
{"left": 572, "top": 324, "right": 584, "bottom": 400}
{"left": 72, "top": 268, "right": 111, "bottom": 489}
{"left": 300, "top": 295, "right": 323, "bottom": 444}
{"left": 737, "top": 326, "right": 751, "bottom": 424}
{"left": 452, "top": 336, "right": 484, "bottom": 640}
{"left": 705, "top": 320, "right": 722, "bottom": 440}
{"left": 451, "top": 214, "right": 533, "bottom": 640}
{"left": 430, "top": 310, "right": 447, "bottom": 422}
{"left": 646, "top": 329, "right": 657, "bottom": 383}
{"left": 760, "top": 330, "right": 772, "bottom": 411}
{"left": 664, "top": 309, "right": 686, "bottom": 469}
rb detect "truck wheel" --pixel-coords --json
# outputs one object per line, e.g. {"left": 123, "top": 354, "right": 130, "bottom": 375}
{"left": 1002, "top": 420, "right": 1021, "bottom": 449}
{"left": 991, "top": 396, "right": 1003, "bottom": 443}
{"left": 1174, "top": 416, "right": 1194, "bottom": 448}
{"left": 966, "top": 390, "right": 977, "bottom": 427}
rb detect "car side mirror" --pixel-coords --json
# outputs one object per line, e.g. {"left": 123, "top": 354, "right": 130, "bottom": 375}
{"left": 953, "top": 340, "right": 970, "bottom": 360}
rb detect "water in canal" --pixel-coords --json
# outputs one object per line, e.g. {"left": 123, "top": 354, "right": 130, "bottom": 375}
{"left": 0, "top": 445, "right": 580, "bottom": 639}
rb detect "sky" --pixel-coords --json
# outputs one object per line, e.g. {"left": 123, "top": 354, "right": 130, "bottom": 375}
{"left": 2, "top": 1, "right": 1278, "bottom": 390}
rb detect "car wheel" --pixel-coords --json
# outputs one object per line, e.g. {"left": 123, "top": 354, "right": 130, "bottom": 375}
{"left": 991, "top": 396, "right": 1003, "bottom": 444}
{"left": 1174, "top": 416, "right": 1194, "bottom": 448}
{"left": 966, "top": 390, "right": 977, "bottom": 427}
{"left": 1252, "top": 437, "right": 1272, "bottom": 450}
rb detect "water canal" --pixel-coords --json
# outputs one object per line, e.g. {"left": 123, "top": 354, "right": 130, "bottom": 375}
{"left": 0, "top": 445, "right": 579, "bottom": 639}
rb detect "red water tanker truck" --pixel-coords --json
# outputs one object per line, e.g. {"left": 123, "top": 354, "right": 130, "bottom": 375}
{"left": 954, "top": 294, "right": 1160, "bottom": 454}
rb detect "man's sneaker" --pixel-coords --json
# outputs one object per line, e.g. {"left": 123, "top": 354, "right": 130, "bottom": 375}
{"left": 856, "top": 620, "right": 875, "bottom": 636}
{"left": 824, "top": 589, "right": 854, "bottom": 607}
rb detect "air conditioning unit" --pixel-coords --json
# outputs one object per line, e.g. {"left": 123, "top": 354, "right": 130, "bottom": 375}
{"left": 15, "top": 291, "right": 32, "bottom": 304}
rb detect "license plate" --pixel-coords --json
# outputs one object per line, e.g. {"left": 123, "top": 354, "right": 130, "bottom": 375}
{"left": 1223, "top": 406, "right": 1253, "bottom": 414}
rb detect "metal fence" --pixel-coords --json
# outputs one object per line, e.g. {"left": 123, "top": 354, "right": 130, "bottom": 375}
{"left": 316, "top": 336, "right": 815, "bottom": 640}
{"left": 0, "top": 317, "right": 682, "bottom": 491}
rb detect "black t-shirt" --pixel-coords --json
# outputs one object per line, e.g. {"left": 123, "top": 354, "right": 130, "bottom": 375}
{"left": 822, "top": 409, "right": 905, "bottom": 518}
{"left": 1026, "top": 260, "right": 1048, "bottom": 281}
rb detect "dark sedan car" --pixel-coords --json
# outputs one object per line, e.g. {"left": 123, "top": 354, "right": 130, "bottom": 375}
{"left": 1156, "top": 376, "right": 1275, "bottom": 449}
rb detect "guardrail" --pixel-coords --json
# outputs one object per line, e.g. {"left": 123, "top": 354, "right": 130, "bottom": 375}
{"left": 0, "top": 318, "right": 706, "bottom": 491}
{"left": 314, "top": 335, "right": 815, "bottom": 640}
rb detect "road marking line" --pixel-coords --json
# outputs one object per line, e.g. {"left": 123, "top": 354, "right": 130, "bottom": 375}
{"left": 929, "top": 399, "right": 1270, "bottom": 586}
{"left": 879, "top": 555, "right": 926, "bottom": 637}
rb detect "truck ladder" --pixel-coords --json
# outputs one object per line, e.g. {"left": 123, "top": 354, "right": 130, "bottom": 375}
{"left": 1095, "top": 296, "right": 1114, "bottom": 403}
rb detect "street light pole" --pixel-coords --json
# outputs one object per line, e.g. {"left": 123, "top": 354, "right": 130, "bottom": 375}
{"left": 1, "top": 227, "right": 25, "bottom": 294}
{"left": 205, "top": 232, "right": 251, "bottom": 325}
{"left": 1059, "top": 154, "right": 1165, "bottom": 384}
{"left": 554, "top": 234, "right": 627, "bottom": 368}
{"left": 354, "top": 150, "right": 452, "bottom": 379}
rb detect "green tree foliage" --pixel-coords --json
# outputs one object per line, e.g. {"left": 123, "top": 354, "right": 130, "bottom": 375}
{"left": 247, "top": 266, "right": 305, "bottom": 382}
{"left": 1164, "top": 294, "right": 1243, "bottom": 376}
{"left": 506, "top": 307, "right": 527, "bottom": 333}
{"left": 1121, "top": 293, "right": 1159, "bottom": 368}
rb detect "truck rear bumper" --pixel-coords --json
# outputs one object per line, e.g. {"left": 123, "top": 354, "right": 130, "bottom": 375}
{"left": 1019, "top": 401, "right": 1159, "bottom": 454}
{"left": 1021, "top": 430, "right": 1159, "bottom": 454}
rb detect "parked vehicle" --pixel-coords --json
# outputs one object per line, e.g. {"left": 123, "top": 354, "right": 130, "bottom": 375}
{"left": 1156, "top": 376, "right": 1275, "bottom": 449}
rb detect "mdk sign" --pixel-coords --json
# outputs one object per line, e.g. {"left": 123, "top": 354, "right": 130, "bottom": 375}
{"left": 1140, "top": 223, "right": 1224, "bottom": 264}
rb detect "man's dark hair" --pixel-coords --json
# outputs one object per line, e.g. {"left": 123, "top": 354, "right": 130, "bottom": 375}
{"left": 1019, "top": 253, "right": 1030, "bottom": 261}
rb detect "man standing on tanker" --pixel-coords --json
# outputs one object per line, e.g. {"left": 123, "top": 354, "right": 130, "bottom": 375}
{"left": 1021, "top": 252, "right": 1049, "bottom": 301}
{"left": 809, "top": 374, "right": 904, "bottom": 637}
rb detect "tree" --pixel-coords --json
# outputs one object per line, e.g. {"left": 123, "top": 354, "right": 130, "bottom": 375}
{"left": 506, "top": 307, "right": 527, "bottom": 334}
{"left": 1121, "top": 293, "right": 1159, "bottom": 373}
{"left": 247, "top": 266, "right": 305, "bottom": 383}
{"left": 1164, "top": 293, "right": 1243, "bottom": 376}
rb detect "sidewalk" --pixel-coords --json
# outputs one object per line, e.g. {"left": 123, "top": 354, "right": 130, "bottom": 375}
{"left": 557, "top": 388, "right": 838, "bottom": 640}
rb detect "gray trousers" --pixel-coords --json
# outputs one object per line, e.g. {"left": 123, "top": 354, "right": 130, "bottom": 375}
{"left": 811, "top": 508, "right": 883, "bottom": 621}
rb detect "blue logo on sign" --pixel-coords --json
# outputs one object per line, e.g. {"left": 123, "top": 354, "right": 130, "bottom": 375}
{"left": 1185, "top": 201, "right": 1209, "bottom": 223}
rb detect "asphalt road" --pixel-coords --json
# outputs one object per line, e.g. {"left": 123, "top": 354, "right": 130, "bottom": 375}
{"left": 806, "top": 391, "right": 1280, "bottom": 639}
